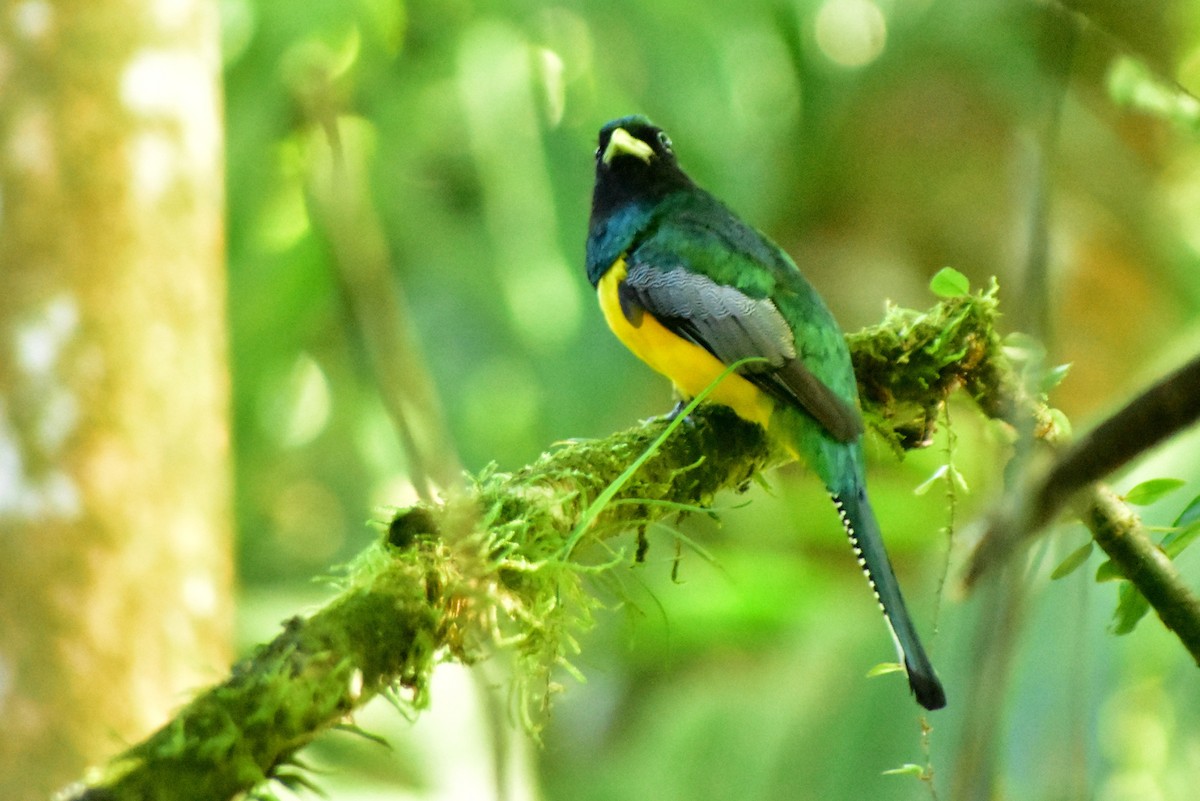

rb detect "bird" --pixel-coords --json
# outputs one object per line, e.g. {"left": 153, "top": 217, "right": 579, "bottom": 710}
{"left": 585, "top": 114, "right": 946, "bottom": 711}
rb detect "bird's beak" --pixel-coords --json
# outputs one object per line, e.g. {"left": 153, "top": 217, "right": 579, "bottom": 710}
{"left": 603, "top": 127, "right": 655, "bottom": 165}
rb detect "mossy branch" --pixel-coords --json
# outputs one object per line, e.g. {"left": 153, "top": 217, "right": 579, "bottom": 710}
{"left": 56, "top": 286, "right": 1009, "bottom": 801}
{"left": 60, "top": 283, "right": 1195, "bottom": 801}
{"left": 59, "top": 407, "right": 777, "bottom": 801}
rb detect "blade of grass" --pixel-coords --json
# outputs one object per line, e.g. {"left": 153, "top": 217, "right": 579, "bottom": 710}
{"left": 558, "top": 357, "right": 767, "bottom": 559}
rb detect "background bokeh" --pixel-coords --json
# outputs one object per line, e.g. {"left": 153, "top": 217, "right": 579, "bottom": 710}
{"left": 221, "top": 1, "right": 1200, "bottom": 799}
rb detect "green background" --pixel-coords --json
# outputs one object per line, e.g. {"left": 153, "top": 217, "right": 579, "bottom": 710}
{"left": 222, "top": 1, "right": 1200, "bottom": 798}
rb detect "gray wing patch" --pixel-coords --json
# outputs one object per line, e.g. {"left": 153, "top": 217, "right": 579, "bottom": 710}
{"left": 622, "top": 261, "right": 795, "bottom": 369}
{"left": 621, "top": 261, "right": 863, "bottom": 442}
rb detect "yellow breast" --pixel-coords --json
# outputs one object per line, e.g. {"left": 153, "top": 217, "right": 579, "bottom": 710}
{"left": 597, "top": 258, "right": 774, "bottom": 429}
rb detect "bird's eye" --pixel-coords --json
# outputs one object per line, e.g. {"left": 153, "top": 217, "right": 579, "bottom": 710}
{"left": 594, "top": 146, "right": 602, "bottom": 160}
{"left": 657, "top": 131, "right": 673, "bottom": 152}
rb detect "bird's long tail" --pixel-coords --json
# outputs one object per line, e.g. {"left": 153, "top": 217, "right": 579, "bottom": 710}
{"left": 831, "top": 485, "right": 946, "bottom": 710}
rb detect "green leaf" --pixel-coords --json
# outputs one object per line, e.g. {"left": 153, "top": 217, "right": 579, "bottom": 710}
{"left": 912, "top": 464, "right": 970, "bottom": 496}
{"left": 1124, "top": 478, "right": 1186, "bottom": 506}
{"left": 332, "top": 722, "right": 392, "bottom": 748}
{"left": 1050, "top": 541, "right": 1093, "bottom": 580}
{"left": 1172, "top": 493, "right": 1200, "bottom": 528}
{"left": 1163, "top": 523, "right": 1200, "bottom": 560}
{"left": 865, "top": 661, "right": 905, "bottom": 678}
{"left": 883, "top": 764, "right": 926, "bottom": 778}
{"left": 1041, "top": 362, "right": 1072, "bottom": 393}
{"left": 1156, "top": 494, "right": 1200, "bottom": 560}
{"left": 1002, "top": 331, "right": 1047, "bottom": 358}
{"left": 949, "top": 464, "right": 970, "bottom": 493}
{"left": 1111, "top": 581, "right": 1151, "bottom": 634}
{"left": 913, "top": 465, "right": 948, "bottom": 496}
{"left": 929, "top": 267, "right": 970, "bottom": 298}
{"left": 1048, "top": 407, "right": 1073, "bottom": 439}
{"left": 1095, "top": 559, "right": 1124, "bottom": 582}
{"left": 1107, "top": 55, "right": 1200, "bottom": 130}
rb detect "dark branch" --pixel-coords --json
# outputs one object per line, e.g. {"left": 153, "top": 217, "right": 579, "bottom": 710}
{"left": 965, "top": 351, "right": 1200, "bottom": 585}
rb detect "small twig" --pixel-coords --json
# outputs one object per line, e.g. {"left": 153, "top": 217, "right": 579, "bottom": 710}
{"left": 965, "top": 351, "right": 1200, "bottom": 586}
{"left": 307, "top": 119, "right": 463, "bottom": 500}
{"left": 1076, "top": 485, "right": 1200, "bottom": 665}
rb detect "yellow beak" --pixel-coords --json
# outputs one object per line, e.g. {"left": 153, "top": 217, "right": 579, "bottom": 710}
{"left": 603, "top": 127, "right": 655, "bottom": 165}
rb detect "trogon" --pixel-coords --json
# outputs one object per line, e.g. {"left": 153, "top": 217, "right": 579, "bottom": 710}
{"left": 585, "top": 114, "right": 946, "bottom": 711}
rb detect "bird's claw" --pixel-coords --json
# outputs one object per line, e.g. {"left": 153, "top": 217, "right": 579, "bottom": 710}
{"left": 638, "top": 399, "right": 697, "bottom": 428}
{"left": 662, "top": 399, "right": 697, "bottom": 427}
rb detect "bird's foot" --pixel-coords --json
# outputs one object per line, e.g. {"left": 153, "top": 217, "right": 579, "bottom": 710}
{"left": 662, "top": 399, "right": 696, "bottom": 426}
{"left": 639, "top": 400, "right": 697, "bottom": 428}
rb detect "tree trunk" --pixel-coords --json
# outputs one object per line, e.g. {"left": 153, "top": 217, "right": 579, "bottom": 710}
{"left": 0, "top": 2, "right": 231, "bottom": 798}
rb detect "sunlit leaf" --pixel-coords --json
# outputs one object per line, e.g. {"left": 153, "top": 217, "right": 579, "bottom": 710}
{"left": 1051, "top": 541, "right": 1093, "bottom": 580}
{"left": 913, "top": 465, "right": 948, "bottom": 496}
{"left": 949, "top": 464, "right": 970, "bottom": 493}
{"left": 1107, "top": 56, "right": 1200, "bottom": 131}
{"left": 1048, "top": 407, "right": 1073, "bottom": 439}
{"left": 866, "top": 662, "right": 905, "bottom": 678}
{"left": 1124, "top": 478, "right": 1186, "bottom": 506}
{"left": 913, "top": 463, "right": 968, "bottom": 496}
{"left": 929, "top": 267, "right": 970, "bottom": 298}
{"left": 1041, "top": 362, "right": 1072, "bottom": 393}
{"left": 882, "top": 763, "right": 926, "bottom": 777}
{"left": 535, "top": 48, "right": 566, "bottom": 126}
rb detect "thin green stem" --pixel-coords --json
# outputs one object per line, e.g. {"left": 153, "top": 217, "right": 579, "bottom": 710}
{"left": 558, "top": 357, "right": 767, "bottom": 559}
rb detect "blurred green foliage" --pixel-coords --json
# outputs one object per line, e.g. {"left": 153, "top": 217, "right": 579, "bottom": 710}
{"left": 222, "top": 0, "right": 1200, "bottom": 799}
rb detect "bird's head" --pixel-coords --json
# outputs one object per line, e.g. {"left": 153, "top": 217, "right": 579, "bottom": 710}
{"left": 592, "top": 115, "right": 693, "bottom": 210}
{"left": 597, "top": 115, "right": 673, "bottom": 166}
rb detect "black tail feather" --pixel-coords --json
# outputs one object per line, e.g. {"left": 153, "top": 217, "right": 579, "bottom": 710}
{"left": 831, "top": 488, "right": 946, "bottom": 711}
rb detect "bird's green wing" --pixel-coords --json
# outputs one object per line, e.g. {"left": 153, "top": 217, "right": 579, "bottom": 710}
{"left": 622, "top": 211, "right": 864, "bottom": 443}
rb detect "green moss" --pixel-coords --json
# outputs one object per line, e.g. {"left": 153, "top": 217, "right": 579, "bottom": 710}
{"left": 849, "top": 280, "right": 1023, "bottom": 453}
{"left": 68, "top": 288, "right": 1040, "bottom": 801}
